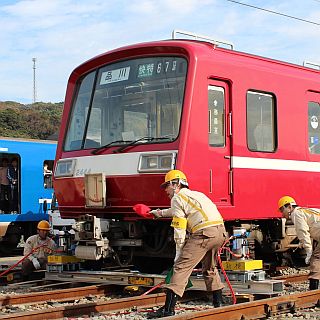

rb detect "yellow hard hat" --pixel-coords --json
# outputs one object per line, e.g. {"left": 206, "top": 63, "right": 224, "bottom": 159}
{"left": 278, "top": 196, "right": 296, "bottom": 210}
{"left": 37, "top": 220, "right": 50, "bottom": 231}
{"left": 161, "top": 169, "right": 188, "bottom": 188}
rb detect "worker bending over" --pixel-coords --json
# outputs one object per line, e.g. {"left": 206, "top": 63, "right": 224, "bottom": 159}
{"left": 22, "top": 220, "right": 56, "bottom": 279}
{"left": 148, "top": 170, "right": 227, "bottom": 318}
{"left": 278, "top": 196, "right": 320, "bottom": 290}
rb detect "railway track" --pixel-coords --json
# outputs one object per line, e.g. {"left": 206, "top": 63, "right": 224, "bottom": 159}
{"left": 0, "top": 282, "right": 120, "bottom": 306}
{"left": 0, "top": 274, "right": 317, "bottom": 319}
{"left": 0, "top": 289, "right": 319, "bottom": 319}
{"left": 273, "top": 272, "right": 309, "bottom": 283}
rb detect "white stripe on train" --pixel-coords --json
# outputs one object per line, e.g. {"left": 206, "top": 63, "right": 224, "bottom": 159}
{"left": 232, "top": 156, "right": 320, "bottom": 172}
{"left": 60, "top": 152, "right": 320, "bottom": 178}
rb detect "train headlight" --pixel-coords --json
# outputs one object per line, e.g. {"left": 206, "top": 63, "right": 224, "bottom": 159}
{"left": 54, "top": 159, "right": 76, "bottom": 177}
{"left": 138, "top": 152, "right": 176, "bottom": 172}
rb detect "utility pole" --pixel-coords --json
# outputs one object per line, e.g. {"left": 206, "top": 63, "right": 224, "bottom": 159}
{"left": 32, "top": 58, "right": 37, "bottom": 103}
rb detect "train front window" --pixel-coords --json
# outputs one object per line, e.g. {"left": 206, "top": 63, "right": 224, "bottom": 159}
{"left": 64, "top": 57, "right": 187, "bottom": 151}
{"left": 64, "top": 71, "right": 96, "bottom": 151}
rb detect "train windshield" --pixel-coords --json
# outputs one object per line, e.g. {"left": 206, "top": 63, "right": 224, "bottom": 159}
{"left": 64, "top": 56, "right": 187, "bottom": 151}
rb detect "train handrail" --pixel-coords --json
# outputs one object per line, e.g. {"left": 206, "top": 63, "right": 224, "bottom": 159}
{"left": 51, "top": 193, "right": 58, "bottom": 211}
{"left": 303, "top": 60, "right": 320, "bottom": 70}
{"left": 172, "top": 29, "right": 234, "bottom": 50}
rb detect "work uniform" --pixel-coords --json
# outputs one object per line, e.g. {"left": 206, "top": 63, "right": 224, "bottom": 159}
{"left": 291, "top": 207, "right": 320, "bottom": 280}
{"left": 22, "top": 234, "right": 56, "bottom": 276}
{"left": 158, "top": 188, "right": 227, "bottom": 297}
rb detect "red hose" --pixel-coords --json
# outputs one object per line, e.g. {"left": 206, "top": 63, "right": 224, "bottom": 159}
{"left": 217, "top": 236, "right": 240, "bottom": 305}
{"left": 141, "top": 280, "right": 165, "bottom": 295}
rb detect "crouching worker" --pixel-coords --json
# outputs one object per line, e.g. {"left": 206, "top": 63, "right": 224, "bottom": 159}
{"left": 22, "top": 220, "right": 56, "bottom": 280}
{"left": 278, "top": 196, "right": 320, "bottom": 290}
{"left": 147, "top": 170, "right": 227, "bottom": 319}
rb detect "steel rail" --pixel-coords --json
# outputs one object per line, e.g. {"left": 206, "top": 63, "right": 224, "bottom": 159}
{"left": 0, "top": 289, "right": 319, "bottom": 320}
{"left": 0, "top": 273, "right": 312, "bottom": 319}
{"left": 0, "top": 284, "right": 117, "bottom": 306}
{"left": 272, "top": 273, "right": 309, "bottom": 283}
{"left": 0, "top": 293, "right": 166, "bottom": 319}
{"left": 169, "top": 289, "right": 320, "bottom": 320}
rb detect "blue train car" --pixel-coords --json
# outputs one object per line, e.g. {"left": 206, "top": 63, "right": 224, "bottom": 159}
{"left": 0, "top": 137, "right": 57, "bottom": 254}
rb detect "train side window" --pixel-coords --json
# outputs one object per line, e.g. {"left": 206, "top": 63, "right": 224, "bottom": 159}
{"left": 208, "top": 86, "right": 225, "bottom": 147}
{"left": 43, "top": 160, "right": 54, "bottom": 189}
{"left": 247, "top": 91, "right": 277, "bottom": 152}
{"left": 308, "top": 102, "right": 320, "bottom": 154}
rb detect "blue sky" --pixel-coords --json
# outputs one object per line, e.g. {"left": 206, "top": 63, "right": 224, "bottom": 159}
{"left": 0, "top": 0, "right": 320, "bottom": 103}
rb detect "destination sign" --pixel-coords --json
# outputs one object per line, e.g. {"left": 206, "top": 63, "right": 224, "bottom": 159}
{"left": 137, "top": 60, "right": 178, "bottom": 78}
{"left": 100, "top": 67, "right": 130, "bottom": 85}
{"left": 98, "top": 57, "right": 186, "bottom": 87}
{"left": 137, "top": 63, "right": 154, "bottom": 78}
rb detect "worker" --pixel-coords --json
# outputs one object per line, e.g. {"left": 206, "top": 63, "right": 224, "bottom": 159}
{"left": 278, "top": 196, "right": 320, "bottom": 290}
{"left": 147, "top": 169, "right": 227, "bottom": 318}
{"left": 22, "top": 220, "right": 56, "bottom": 279}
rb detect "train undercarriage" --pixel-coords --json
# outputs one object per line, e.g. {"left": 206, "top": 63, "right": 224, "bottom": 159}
{"left": 65, "top": 214, "right": 305, "bottom": 273}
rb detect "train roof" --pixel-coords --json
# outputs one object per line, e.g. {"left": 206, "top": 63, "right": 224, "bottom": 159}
{"left": 0, "top": 136, "right": 57, "bottom": 145}
{"left": 71, "top": 35, "right": 320, "bottom": 79}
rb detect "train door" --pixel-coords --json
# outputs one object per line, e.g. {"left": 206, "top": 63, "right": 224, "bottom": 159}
{"left": 0, "top": 153, "right": 20, "bottom": 213}
{"left": 43, "top": 160, "right": 54, "bottom": 189}
{"left": 207, "top": 80, "right": 232, "bottom": 205}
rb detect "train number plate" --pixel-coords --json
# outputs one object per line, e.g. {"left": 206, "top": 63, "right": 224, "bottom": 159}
{"left": 128, "top": 276, "right": 154, "bottom": 286}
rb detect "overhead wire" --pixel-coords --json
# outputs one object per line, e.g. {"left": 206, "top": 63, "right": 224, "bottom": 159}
{"left": 225, "top": 0, "right": 320, "bottom": 26}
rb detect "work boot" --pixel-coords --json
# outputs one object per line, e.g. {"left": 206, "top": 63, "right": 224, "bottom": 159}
{"left": 147, "top": 289, "right": 178, "bottom": 318}
{"left": 309, "top": 279, "right": 319, "bottom": 290}
{"left": 212, "top": 289, "right": 223, "bottom": 307}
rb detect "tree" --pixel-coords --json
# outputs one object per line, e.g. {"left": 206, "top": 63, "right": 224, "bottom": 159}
{"left": 0, "top": 101, "right": 63, "bottom": 140}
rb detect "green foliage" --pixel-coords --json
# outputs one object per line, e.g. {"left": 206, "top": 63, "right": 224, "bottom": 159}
{"left": 0, "top": 101, "right": 63, "bottom": 140}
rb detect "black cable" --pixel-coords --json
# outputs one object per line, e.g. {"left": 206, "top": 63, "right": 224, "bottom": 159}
{"left": 225, "top": 0, "right": 320, "bottom": 26}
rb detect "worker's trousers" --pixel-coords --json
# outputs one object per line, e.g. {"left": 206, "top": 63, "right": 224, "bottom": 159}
{"left": 21, "top": 257, "right": 47, "bottom": 276}
{"left": 165, "top": 224, "right": 227, "bottom": 297}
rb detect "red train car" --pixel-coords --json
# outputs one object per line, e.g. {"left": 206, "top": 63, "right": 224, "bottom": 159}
{"left": 53, "top": 31, "right": 320, "bottom": 269}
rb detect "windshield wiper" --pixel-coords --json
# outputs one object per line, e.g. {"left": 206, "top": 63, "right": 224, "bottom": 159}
{"left": 113, "top": 136, "right": 174, "bottom": 154}
{"left": 91, "top": 140, "right": 131, "bottom": 155}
